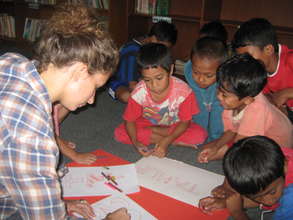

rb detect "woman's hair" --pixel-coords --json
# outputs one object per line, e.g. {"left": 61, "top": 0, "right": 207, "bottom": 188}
{"left": 137, "top": 43, "right": 173, "bottom": 73}
{"left": 34, "top": 4, "right": 118, "bottom": 74}
{"left": 223, "top": 136, "right": 285, "bottom": 195}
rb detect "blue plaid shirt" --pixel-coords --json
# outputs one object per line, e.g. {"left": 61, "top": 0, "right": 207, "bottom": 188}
{"left": 0, "top": 53, "right": 68, "bottom": 219}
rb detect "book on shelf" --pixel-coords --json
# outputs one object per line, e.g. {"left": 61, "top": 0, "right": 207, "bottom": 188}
{"left": 0, "top": 14, "right": 15, "bottom": 38}
{"left": 174, "top": 59, "right": 186, "bottom": 76}
{"left": 23, "top": 17, "right": 45, "bottom": 42}
{"left": 67, "top": 0, "right": 109, "bottom": 9}
{"left": 156, "top": 0, "right": 169, "bottom": 16}
{"left": 135, "top": 0, "right": 169, "bottom": 16}
{"left": 24, "top": 0, "right": 56, "bottom": 5}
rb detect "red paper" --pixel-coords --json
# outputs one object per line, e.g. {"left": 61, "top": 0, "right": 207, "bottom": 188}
{"left": 65, "top": 149, "right": 229, "bottom": 220}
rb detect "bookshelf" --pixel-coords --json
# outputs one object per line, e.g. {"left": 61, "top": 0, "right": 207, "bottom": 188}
{"left": 0, "top": 0, "right": 128, "bottom": 54}
{"left": 127, "top": 0, "right": 223, "bottom": 61}
{"left": 219, "top": 0, "right": 293, "bottom": 48}
{"left": 126, "top": 0, "right": 293, "bottom": 61}
{"left": 2, "top": 0, "right": 293, "bottom": 61}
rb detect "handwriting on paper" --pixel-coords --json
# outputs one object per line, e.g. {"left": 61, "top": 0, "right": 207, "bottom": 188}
{"left": 61, "top": 164, "right": 140, "bottom": 197}
{"left": 137, "top": 165, "right": 199, "bottom": 193}
{"left": 89, "top": 194, "right": 157, "bottom": 220}
{"left": 135, "top": 156, "right": 225, "bottom": 206}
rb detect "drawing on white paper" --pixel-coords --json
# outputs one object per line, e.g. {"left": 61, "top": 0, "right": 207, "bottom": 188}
{"left": 135, "top": 156, "right": 224, "bottom": 206}
{"left": 61, "top": 164, "right": 140, "bottom": 197}
{"left": 75, "top": 193, "right": 157, "bottom": 220}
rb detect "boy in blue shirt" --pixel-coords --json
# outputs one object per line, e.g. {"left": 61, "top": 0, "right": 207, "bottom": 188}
{"left": 198, "top": 20, "right": 228, "bottom": 45}
{"left": 108, "top": 21, "right": 177, "bottom": 103}
{"left": 199, "top": 136, "right": 293, "bottom": 220}
{"left": 184, "top": 37, "right": 228, "bottom": 141}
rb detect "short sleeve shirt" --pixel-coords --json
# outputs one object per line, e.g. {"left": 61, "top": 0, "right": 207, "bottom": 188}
{"left": 123, "top": 76, "right": 199, "bottom": 125}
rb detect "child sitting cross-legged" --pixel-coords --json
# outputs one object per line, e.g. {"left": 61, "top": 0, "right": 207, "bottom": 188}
{"left": 199, "top": 136, "right": 293, "bottom": 220}
{"left": 115, "top": 43, "right": 207, "bottom": 158}
{"left": 197, "top": 53, "right": 293, "bottom": 163}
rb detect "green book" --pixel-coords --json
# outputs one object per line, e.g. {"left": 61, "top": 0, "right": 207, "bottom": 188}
{"left": 156, "top": 0, "right": 169, "bottom": 16}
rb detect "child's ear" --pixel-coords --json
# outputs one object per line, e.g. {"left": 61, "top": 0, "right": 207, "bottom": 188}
{"left": 284, "top": 158, "right": 288, "bottom": 175}
{"left": 170, "top": 64, "right": 174, "bottom": 76}
{"left": 243, "top": 96, "right": 254, "bottom": 105}
{"left": 264, "top": 44, "right": 275, "bottom": 56}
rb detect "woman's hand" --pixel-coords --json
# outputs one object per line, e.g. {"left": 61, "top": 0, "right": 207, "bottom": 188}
{"left": 104, "top": 208, "right": 131, "bottom": 220}
{"left": 65, "top": 199, "right": 95, "bottom": 220}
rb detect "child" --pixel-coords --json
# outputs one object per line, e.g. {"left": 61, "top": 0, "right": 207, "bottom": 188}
{"left": 0, "top": 4, "right": 130, "bottom": 220}
{"left": 115, "top": 43, "right": 207, "bottom": 158}
{"left": 199, "top": 20, "right": 228, "bottom": 45}
{"left": 108, "top": 21, "right": 178, "bottom": 103}
{"left": 53, "top": 103, "right": 97, "bottom": 165}
{"left": 197, "top": 53, "right": 293, "bottom": 163}
{"left": 184, "top": 37, "right": 228, "bottom": 142}
{"left": 199, "top": 136, "right": 293, "bottom": 220}
{"left": 232, "top": 18, "right": 293, "bottom": 122}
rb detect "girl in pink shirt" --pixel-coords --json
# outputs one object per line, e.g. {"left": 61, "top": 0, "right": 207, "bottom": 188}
{"left": 198, "top": 53, "right": 293, "bottom": 163}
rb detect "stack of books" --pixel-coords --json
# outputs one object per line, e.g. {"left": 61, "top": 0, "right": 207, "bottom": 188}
{"left": 0, "top": 14, "right": 15, "bottom": 39}
{"left": 174, "top": 59, "right": 186, "bottom": 76}
{"left": 23, "top": 18, "right": 45, "bottom": 42}
{"left": 135, "top": 0, "right": 169, "bottom": 16}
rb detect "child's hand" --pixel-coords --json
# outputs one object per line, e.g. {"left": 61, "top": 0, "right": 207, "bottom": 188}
{"left": 137, "top": 146, "right": 154, "bottom": 157}
{"left": 128, "top": 81, "right": 138, "bottom": 91}
{"left": 133, "top": 141, "right": 153, "bottom": 157}
{"left": 65, "top": 199, "right": 95, "bottom": 220}
{"left": 57, "top": 138, "right": 76, "bottom": 149}
{"left": 72, "top": 152, "right": 97, "bottom": 165}
{"left": 197, "top": 146, "right": 217, "bottom": 163}
{"left": 104, "top": 208, "right": 131, "bottom": 220}
{"left": 198, "top": 196, "right": 226, "bottom": 214}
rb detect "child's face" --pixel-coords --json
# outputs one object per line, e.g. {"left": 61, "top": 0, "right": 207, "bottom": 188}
{"left": 142, "top": 66, "right": 170, "bottom": 96}
{"left": 236, "top": 45, "right": 270, "bottom": 71}
{"left": 191, "top": 55, "right": 220, "bottom": 89}
{"left": 246, "top": 177, "right": 285, "bottom": 207}
{"left": 61, "top": 64, "right": 110, "bottom": 111}
{"left": 217, "top": 85, "right": 247, "bottom": 111}
{"left": 151, "top": 36, "right": 172, "bottom": 48}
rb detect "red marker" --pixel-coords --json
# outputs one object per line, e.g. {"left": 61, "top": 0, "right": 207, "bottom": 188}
{"left": 104, "top": 182, "right": 123, "bottom": 192}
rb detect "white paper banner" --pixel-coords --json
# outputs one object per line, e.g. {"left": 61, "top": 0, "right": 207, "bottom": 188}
{"left": 135, "top": 156, "right": 224, "bottom": 206}
{"left": 61, "top": 164, "right": 139, "bottom": 197}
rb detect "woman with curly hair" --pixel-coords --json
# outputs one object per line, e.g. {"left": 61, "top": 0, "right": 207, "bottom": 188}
{"left": 0, "top": 4, "right": 130, "bottom": 220}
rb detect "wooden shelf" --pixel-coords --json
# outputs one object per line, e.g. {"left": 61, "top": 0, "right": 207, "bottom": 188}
{"left": 2, "top": 0, "right": 293, "bottom": 58}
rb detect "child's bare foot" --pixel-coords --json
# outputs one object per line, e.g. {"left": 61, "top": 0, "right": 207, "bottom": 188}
{"left": 151, "top": 144, "right": 167, "bottom": 158}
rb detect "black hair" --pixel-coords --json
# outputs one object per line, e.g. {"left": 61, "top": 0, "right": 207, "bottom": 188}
{"left": 232, "top": 18, "right": 278, "bottom": 53}
{"left": 149, "top": 21, "right": 178, "bottom": 46}
{"left": 217, "top": 53, "right": 267, "bottom": 99}
{"left": 199, "top": 20, "right": 228, "bottom": 44}
{"left": 191, "top": 36, "right": 228, "bottom": 63}
{"left": 137, "top": 43, "right": 173, "bottom": 73}
{"left": 223, "top": 136, "right": 285, "bottom": 195}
